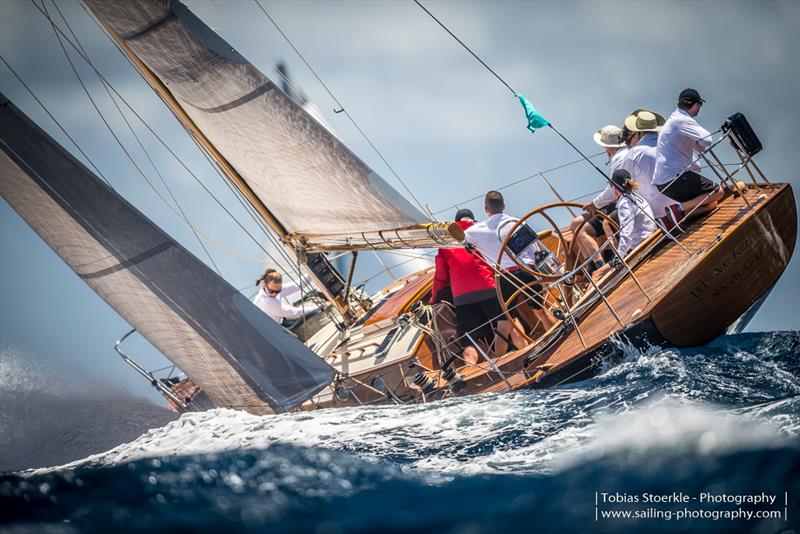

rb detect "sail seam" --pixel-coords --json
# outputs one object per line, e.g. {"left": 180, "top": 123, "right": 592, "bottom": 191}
{"left": 79, "top": 242, "right": 175, "bottom": 279}
{"left": 188, "top": 83, "right": 274, "bottom": 114}
{"left": 122, "top": 12, "right": 176, "bottom": 41}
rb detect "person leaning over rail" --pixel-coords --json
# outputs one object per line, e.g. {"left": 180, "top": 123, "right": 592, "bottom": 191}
{"left": 569, "top": 124, "right": 629, "bottom": 275}
{"left": 465, "top": 191, "right": 558, "bottom": 333}
{"left": 593, "top": 169, "right": 657, "bottom": 280}
{"left": 619, "top": 108, "right": 684, "bottom": 232}
{"left": 653, "top": 88, "right": 723, "bottom": 219}
{"left": 252, "top": 268, "right": 319, "bottom": 326}
{"left": 430, "top": 209, "right": 522, "bottom": 365}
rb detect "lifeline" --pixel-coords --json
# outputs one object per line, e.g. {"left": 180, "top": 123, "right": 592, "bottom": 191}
{"left": 699, "top": 493, "right": 777, "bottom": 506}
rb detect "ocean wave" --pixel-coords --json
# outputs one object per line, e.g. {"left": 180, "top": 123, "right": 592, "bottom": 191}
{"left": 2, "top": 332, "right": 798, "bottom": 532}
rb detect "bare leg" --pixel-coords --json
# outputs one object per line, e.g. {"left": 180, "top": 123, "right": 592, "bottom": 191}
{"left": 462, "top": 346, "right": 479, "bottom": 366}
{"left": 533, "top": 308, "right": 557, "bottom": 331}
{"left": 570, "top": 214, "right": 601, "bottom": 264}
{"left": 682, "top": 187, "right": 724, "bottom": 218}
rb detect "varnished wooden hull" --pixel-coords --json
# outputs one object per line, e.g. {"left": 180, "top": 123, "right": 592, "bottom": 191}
{"left": 651, "top": 184, "right": 796, "bottom": 345}
{"left": 173, "top": 184, "right": 795, "bottom": 412}
{"left": 487, "top": 183, "right": 797, "bottom": 394}
{"left": 303, "top": 183, "right": 796, "bottom": 410}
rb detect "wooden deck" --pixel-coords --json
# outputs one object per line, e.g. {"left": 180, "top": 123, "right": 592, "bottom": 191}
{"left": 475, "top": 183, "right": 796, "bottom": 393}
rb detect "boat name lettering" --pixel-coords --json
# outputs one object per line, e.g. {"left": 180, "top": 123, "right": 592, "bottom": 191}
{"left": 688, "top": 229, "right": 764, "bottom": 299}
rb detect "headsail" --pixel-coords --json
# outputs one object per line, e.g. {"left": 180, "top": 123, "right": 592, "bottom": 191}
{"left": 0, "top": 96, "right": 335, "bottom": 415}
{"left": 85, "top": 0, "right": 456, "bottom": 252}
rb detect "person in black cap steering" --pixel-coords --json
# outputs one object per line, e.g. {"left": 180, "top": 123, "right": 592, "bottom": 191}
{"left": 652, "top": 88, "right": 723, "bottom": 223}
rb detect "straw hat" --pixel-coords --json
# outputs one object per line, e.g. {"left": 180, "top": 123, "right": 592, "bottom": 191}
{"left": 624, "top": 108, "right": 666, "bottom": 132}
{"left": 592, "top": 125, "right": 626, "bottom": 148}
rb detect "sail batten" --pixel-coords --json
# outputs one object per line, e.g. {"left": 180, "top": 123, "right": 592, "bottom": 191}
{"left": 84, "top": 0, "right": 446, "bottom": 251}
{"left": 0, "top": 96, "right": 335, "bottom": 415}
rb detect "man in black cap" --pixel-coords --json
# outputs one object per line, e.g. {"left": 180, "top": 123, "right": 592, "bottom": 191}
{"left": 653, "top": 88, "right": 723, "bottom": 220}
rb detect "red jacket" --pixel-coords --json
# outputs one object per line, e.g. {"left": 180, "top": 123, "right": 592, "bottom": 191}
{"left": 430, "top": 221, "right": 497, "bottom": 306}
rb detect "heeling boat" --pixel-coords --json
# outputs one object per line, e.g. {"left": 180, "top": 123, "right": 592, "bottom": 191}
{"left": 1, "top": 0, "right": 795, "bottom": 414}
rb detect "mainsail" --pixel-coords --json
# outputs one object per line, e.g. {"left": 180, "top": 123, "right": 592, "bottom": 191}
{"left": 0, "top": 96, "right": 335, "bottom": 415}
{"left": 85, "top": 0, "right": 456, "bottom": 252}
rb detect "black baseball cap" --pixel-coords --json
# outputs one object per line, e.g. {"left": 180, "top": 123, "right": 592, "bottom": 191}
{"left": 454, "top": 208, "right": 475, "bottom": 222}
{"left": 611, "top": 169, "right": 631, "bottom": 191}
{"left": 678, "top": 88, "right": 706, "bottom": 106}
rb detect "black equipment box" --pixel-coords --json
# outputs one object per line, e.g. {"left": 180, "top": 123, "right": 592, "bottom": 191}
{"left": 722, "top": 112, "right": 762, "bottom": 157}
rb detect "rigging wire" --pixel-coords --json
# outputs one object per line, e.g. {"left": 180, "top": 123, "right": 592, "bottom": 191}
{"left": 30, "top": 0, "right": 276, "bottom": 266}
{"left": 34, "top": 0, "right": 301, "bottom": 278}
{"left": 413, "top": 0, "right": 689, "bottom": 252}
{"left": 251, "top": 0, "right": 435, "bottom": 221}
{"left": 75, "top": 0, "right": 313, "bottom": 281}
{"left": 413, "top": 0, "right": 515, "bottom": 96}
{"left": 0, "top": 57, "right": 112, "bottom": 188}
{"left": 433, "top": 153, "right": 605, "bottom": 215}
{"left": 46, "top": 0, "right": 222, "bottom": 275}
{"left": 413, "top": 0, "right": 612, "bottom": 181}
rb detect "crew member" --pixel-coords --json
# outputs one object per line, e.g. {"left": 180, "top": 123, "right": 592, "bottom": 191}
{"left": 619, "top": 108, "right": 682, "bottom": 230}
{"left": 465, "top": 191, "right": 558, "bottom": 332}
{"left": 252, "top": 268, "right": 319, "bottom": 325}
{"left": 653, "top": 88, "right": 723, "bottom": 218}
{"left": 570, "top": 124, "right": 629, "bottom": 274}
{"left": 611, "top": 169, "right": 656, "bottom": 257}
{"left": 430, "top": 209, "right": 519, "bottom": 364}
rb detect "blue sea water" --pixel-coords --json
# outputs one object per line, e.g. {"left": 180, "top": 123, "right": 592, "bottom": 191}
{"left": 1, "top": 331, "right": 799, "bottom": 533}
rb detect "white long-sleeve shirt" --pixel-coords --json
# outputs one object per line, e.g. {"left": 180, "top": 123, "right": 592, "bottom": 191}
{"left": 616, "top": 192, "right": 656, "bottom": 257}
{"left": 464, "top": 212, "right": 540, "bottom": 270}
{"left": 592, "top": 147, "right": 629, "bottom": 209}
{"left": 653, "top": 108, "right": 713, "bottom": 186}
{"left": 618, "top": 133, "right": 676, "bottom": 218}
{"left": 252, "top": 273, "right": 319, "bottom": 324}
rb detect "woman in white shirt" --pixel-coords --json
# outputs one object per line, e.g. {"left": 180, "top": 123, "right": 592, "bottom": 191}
{"left": 611, "top": 169, "right": 657, "bottom": 258}
{"left": 252, "top": 269, "right": 319, "bottom": 325}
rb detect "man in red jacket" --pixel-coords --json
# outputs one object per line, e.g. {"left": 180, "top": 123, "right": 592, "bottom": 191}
{"left": 430, "top": 209, "right": 518, "bottom": 365}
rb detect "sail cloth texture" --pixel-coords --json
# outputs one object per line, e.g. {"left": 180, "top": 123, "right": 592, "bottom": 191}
{"left": 85, "top": 0, "right": 429, "bottom": 239}
{"left": 0, "top": 97, "right": 335, "bottom": 415}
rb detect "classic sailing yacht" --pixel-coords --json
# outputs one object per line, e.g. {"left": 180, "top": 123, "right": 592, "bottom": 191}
{"left": 1, "top": 0, "right": 795, "bottom": 414}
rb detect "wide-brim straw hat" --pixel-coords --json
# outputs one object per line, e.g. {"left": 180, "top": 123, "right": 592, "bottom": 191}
{"left": 592, "top": 124, "right": 626, "bottom": 148}
{"left": 624, "top": 108, "right": 666, "bottom": 133}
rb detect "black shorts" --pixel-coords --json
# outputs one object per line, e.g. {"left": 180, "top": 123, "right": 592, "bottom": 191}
{"left": 499, "top": 268, "right": 543, "bottom": 310}
{"left": 657, "top": 171, "right": 718, "bottom": 203}
{"left": 455, "top": 297, "right": 502, "bottom": 345}
{"left": 587, "top": 206, "right": 618, "bottom": 236}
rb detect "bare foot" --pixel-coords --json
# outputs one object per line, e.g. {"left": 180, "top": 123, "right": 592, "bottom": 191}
{"left": 462, "top": 346, "right": 479, "bottom": 366}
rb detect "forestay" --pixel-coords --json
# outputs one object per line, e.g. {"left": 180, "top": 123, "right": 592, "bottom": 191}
{"left": 85, "top": 0, "right": 437, "bottom": 249}
{"left": 0, "top": 97, "right": 335, "bottom": 415}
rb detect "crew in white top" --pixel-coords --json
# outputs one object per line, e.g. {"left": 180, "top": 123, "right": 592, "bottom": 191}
{"left": 652, "top": 88, "right": 723, "bottom": 219}
{"left": 252, "top": 270, "right": 319, "bottom": 324}
{"left": 592, "top": 145, "right": 629, "bottom": 209}
{"left": 464, "top": 211, "right": 539, "bottom": 270}
{"left": 607, "top": 169, "right": 656, "bottom": 257}
{"left": 464, "top": 190, "right": 558, "bottom": 332}
{"left": 571, "top": 124, "right": 629, "bottom": 274}
{"left": 653, "top": 108, "right": 713, "bottom": 186}
{"left": 616, "top": 192, "right": 656, "bottom": 257}
{"left": 618, "top": 132, "right": 675, "bottom": 218}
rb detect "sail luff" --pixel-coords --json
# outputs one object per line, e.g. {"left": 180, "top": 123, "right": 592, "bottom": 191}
{"left": 90, "top": 13, "right": 363, "bottom": 319}
{"left": 83, "top": 0, "right": 449, "bottom": 252}
{"left": 94, "top": 15, "right": 290, "bottom": 241}
{"left": 0, "top": 95, "right": 337, "bottom": 414}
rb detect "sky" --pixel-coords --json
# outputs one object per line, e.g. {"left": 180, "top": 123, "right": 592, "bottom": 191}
{"left": 1, "top": 0, "right": 798, "bottom": 405}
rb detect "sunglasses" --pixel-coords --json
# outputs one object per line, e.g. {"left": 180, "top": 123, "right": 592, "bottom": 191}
{"left": 266, "top": 286, "right": 282, "bottom": 295}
